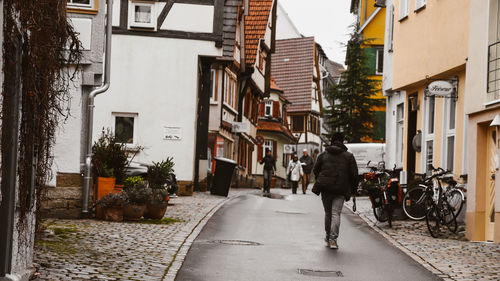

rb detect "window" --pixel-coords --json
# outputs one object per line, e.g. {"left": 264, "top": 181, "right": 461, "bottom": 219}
{"left": 291, "top": 115, "right": 304, "bottom": 132}
{"left": 259, "top": 51, "right": 266, "bottom": 72}
{"left": 399, "top": 0, "right": 409, "bottom": 21}
{"left": 210, "top": 69, "right": 218, "bottom": 103}
{"left": 224, "top": 70, "right": 238, "bottom": 111}
{"left": 129, "top": 2, "right": 156, "bottom": 29}
{"left": 427, "top": 96, "right": 435, "bottom": 134}
{"left": 114, "top": 113, "right": 137, "bottom": 145}
{"left": 396, "top": 103, "right": 405, "bottom": 165}
{"left": 67, "top": 0, "right": 97, "bottom": 12}
{"left": 263, "top": 140, "right": 273, "bottom": 158}
{"left": 426, "top": 140, "right": 434, "bottom": 173}
{"left": 415, "top": 0, "right": 426, "bottom": 11}
{"left": 423, "top": 96, "right": 435, "bottom": 172}
{"left": 443, "top": 98, "right": 457, "bottom": 171}
{"left": 376, "top": 48, "right": 384, "bottom": 75}
{"left": 488, "top": 1, "right": 500, "bottom": 102}
{"left": 264, "top": 100, "right": 273, "bottom": 117}
{"left": 309, "top": 115, "right": 320, "bottom": 135}
{"left": 388, "top": 5, "right": 395, "bottom": 52}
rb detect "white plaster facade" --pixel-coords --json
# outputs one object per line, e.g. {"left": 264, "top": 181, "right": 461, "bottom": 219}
{"left": 276, "top": 3, "right": 301, "bottom": 40}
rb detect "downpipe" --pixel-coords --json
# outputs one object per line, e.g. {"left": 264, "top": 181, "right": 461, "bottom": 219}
{"left": 82, "top": 0, "right": 113, "bottom": 214}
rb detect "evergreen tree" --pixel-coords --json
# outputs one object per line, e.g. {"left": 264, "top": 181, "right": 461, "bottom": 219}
{"left": 323, "top": 24, "right": 383, "bottom": 143}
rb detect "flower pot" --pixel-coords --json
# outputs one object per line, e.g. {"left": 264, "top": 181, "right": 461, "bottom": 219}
{"left": 144, "top": 203, "right": 168, "bottom": 219}
{"left": 123, "top": 204, "right": 147, "bottom": 221}
{"left": 103, "top": 207, "right": 123, "bottom": 222}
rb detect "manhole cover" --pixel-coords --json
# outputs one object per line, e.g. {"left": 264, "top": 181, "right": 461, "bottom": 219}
{"left": 298, "top": 269, "right": 343, "bottom": 277}
{"left": 275, "top": 210, "right": 306, "bottom": 215}
{"left": 207, "top": 240, "right": 262, "bottom": 246}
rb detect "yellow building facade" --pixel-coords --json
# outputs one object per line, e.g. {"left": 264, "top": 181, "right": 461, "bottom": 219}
{"left": 351, "top": 0, "right": 387, "bottom": 142}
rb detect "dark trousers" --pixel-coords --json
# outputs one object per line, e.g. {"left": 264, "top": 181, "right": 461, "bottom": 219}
{"left": 291, "top": 181, "right": 298, "bottom": 194}
{"left": 301, "top": 173, "right": 311, "bottom": 193}
{"left": 263, "top": 169, "right": 273, "bottom": 193}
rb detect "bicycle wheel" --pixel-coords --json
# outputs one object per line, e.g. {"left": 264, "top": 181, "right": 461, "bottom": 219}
{"left": 446, "top": 189, "right": 464, "bottom": 218}
{"left": 373, "top": 206, "right": 388, "bottom": 222}
{"left": 403, "top": 186, "right": 427, "bottom": 220}
{"left": 387, "top": 208, "right": 393, "bottom": 228}
{"left": 442, "top": 200, "right": 458, "bottom": 233}
{"left": 426, "top": 206, "right": 442, "bottom": 238}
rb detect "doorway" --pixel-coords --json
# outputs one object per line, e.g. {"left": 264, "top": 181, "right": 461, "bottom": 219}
{"left": 406, "top": 93, "right": 418, "bottom": 177}
{"left": 485, "top": 126, "right": 497, "bottom": 241}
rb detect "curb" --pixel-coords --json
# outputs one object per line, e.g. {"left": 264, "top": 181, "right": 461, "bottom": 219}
{"left": 162, "top": 195, "right": 235, "bottom": 281}
{"left": 351, "top": 209, "right": 454, "bottom": 281}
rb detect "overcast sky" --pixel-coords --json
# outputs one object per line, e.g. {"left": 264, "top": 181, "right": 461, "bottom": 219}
{"left": 279, "top": 0, "right": 356, "bottom": 66}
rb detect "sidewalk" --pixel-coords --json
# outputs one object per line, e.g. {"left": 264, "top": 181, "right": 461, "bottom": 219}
{"left": 33, "top": 188, "right": 256, "bottom": 281}
{"left": 352, "top": 197, "right": 500, "bottom": 281}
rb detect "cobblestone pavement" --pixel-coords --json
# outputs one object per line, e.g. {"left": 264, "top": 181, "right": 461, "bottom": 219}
{"left": 34, "top": 189, "right": 256, "bottom": 281}
{"left": 353, "top": 197, "right": 500, "bottom": 281}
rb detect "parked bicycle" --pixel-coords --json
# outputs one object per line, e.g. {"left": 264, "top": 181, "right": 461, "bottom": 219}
{"left": 402, "top": 166, "right": 461, "bottom": 237}
{"left": 361, "top": 161, "right": 402, "bottom": 228}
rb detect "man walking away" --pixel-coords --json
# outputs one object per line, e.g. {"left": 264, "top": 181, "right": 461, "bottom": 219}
{"left": 299, "top": 149, "right": 314, "bottom": 194}
{"left": 287, "top": 154, "right": 303, "bottom": 194}
{"left": 312, "top": 133, "right": 358, "bottom": 249}
{"left": 260, "top": 149, "right": 276, "bottom": 196}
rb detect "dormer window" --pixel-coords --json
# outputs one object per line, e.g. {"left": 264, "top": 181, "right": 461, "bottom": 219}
{"left": 264, "top": 100, "right": 273, "bottom": 117}
{"left": 129, "top": 1, "right": 156, "bottom": 30}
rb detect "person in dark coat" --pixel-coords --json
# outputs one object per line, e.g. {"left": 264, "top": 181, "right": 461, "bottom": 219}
{"left": 299, "top": 149, "right": 314, "bottom": 194}
{"left": 260, "top": 149, "right": 276, "bottom": 196}
{"left": 312, "top": 133, "right": 358, "bottom": 249}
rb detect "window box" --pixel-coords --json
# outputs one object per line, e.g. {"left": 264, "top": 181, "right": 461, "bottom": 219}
{"left": 129, "top": 1, "right": 156, "bottom": 30}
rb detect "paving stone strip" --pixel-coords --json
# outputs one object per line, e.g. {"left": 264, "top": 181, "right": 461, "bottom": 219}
{"left": 34, "top": 189, "right": 254, "bottom": 281}
{"left": 352, "top": 197, "right": 500, "bottom": 281}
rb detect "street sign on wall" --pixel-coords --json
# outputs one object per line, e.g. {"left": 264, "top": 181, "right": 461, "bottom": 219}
{"left": 255, "top": 135, "right": 265, "bottom": 146}
{"left": 425, "top": 80, "right": 456, "bottom": 98}
{"left": 232, "top": 122, "right": 249, "bottom": 133}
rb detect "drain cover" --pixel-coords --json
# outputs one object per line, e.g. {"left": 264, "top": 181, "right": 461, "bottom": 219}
{"left": 298, "top": 269, "right": 343, "bottom": 277}
{"left": 208, "top": 240, "right": 262, "bottom": 246}
{"left": 275, "top": 210, "right": 306, "bottom": 214}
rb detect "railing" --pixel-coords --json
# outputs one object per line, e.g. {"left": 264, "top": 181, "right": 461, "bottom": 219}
{"left": 488, "top": 41, "right": 500, "bottom": 102}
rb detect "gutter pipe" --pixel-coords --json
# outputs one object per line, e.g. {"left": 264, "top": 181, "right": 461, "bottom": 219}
{"left": 82, "top": 0, "right": 113, "bottom": 214}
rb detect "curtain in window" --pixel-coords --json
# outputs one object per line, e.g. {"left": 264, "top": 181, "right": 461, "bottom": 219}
{"left": 135, "top": 6, "right": 152, "bottom": 23}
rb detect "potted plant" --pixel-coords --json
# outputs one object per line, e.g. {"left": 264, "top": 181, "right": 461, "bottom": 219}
{"left": 122, "top": 176, "right": 151, "bottom": 221}
{"left": 144, "top": 159, "right": 175, "bottom": 219}
{"left": 96, "top": 192, "right": 127, "bottom": 222}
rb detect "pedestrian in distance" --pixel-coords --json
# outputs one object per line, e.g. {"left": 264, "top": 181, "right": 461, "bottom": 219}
{"left": 260, "top": 149, "right": 276, "bottom": 196}
{"left": 287, "top": 154, "right": 303, "bottom": 194}
{"left": 299, "top": 149, "right": 314, "bottom": 194}
{"left": 312, "top": 133, "right": 358, "bottom": 250}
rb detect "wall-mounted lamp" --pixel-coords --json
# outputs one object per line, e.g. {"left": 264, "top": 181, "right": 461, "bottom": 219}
{"left": 490, "top": 114, "right": 500, "bottom": 127}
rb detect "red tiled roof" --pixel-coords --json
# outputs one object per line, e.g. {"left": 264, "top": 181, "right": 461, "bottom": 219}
{"left": 257, "top": 120, "right": 296, "bottom": 141}
{"left": 271, "top": 37, "right": 315, "bottom": 113}
{"left": 245, "top": 0, "right": 273, "bottom": 66}
{"left": 270, "top": 76, "right": 282, "bottom": 92}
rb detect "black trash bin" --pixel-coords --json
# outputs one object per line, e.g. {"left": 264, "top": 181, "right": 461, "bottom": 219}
{"left": 211, "top": 157, "right": 237, "bottom": 197}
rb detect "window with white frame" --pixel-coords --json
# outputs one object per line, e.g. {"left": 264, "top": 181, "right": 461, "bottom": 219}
{"left": 415, "top": 0, "right": 426, "bottom": 11}
{"left": 396, "top": 103, "right": 405, "bottom": 165}
{"left": 423, "top": 96, "right": 435, "bottom": 172}
{"left": 264, "top": 100, "right": 273, "bottom": 117}
{"left": 388, "top": 5, "right": 395, "bottom": 52}
{"left": 399, "top": 0, "right": 409, "bottom": 21}
{"left": 224, "top": 70, "right": 238, "bottom": 111}
{"left": 443, "top": 97, "right": 457, "bottom": 171}
{"left": 376, "top": 48, "right": 384, "bottom": 75}
{"left": 67, "top": 0, "right": 94, "bottom": 9}
{"left": 129, "top": 1, "right": 156, "bottom": 29}
{"left": 114, "top": 113, "right": 138, "bottom": 145}
{"left": 210, "top": 69, "right": 217, "bottom": 103}
{"left": 263, "top": 140, "right": 274, "bottom": 158}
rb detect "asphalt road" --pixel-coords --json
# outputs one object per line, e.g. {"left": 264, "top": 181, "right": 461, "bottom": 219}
{"left": 175, "top": 191, "right": 441, "bottom": 281}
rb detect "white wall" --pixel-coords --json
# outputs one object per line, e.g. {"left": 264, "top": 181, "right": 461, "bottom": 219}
{"left": 385, "top": 91, "right": 405, "bottom": 169}
{"left": 93, "top": 35, "right": 221, "bottom": 182}
{"left": 276, "top": 3, "right": 301, "bottom": 40}
{"left": 162, "top": 3, "right": 214, "bottom": 33}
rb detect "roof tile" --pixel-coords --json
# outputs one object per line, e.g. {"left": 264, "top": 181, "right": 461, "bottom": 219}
{"left": 245, "top": 0, "right": 273, "bottom": 65}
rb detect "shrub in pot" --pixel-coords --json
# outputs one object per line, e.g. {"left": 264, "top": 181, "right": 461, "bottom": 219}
{"left": 122, "top": 176, "right": 151, "bottom": 221}
{"left": 144, "top": 188, "right": 170, "bottom": 219}
{"left": 92, "top": 129, "right": 128, "bottom": 186}
{"left": 96, "top": 192, "right": 127, "bottom": 222}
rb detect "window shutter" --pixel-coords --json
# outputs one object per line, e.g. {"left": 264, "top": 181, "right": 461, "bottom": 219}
{"left": 272, "top": 101, "right": 280, "bottom": 117}
{"left": 258, "top": 143, "right": 263, "bottom": 162}
{"left": 272, "top": 141, "right": 277, "bottom": 160}
{"left": 399, "top": 0, "right": 408, "bottom": 20}
{"left": 415, "top": 0, "right": 426, "bottom": 10}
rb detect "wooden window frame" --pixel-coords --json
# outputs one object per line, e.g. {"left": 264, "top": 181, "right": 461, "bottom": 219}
{"left": 129, "top": 1, "right": 157, "bottom": 30}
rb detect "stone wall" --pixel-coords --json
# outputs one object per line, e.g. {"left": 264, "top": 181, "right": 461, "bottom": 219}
{"left": 40, "top": 173, "right": 84, "bottom": 219}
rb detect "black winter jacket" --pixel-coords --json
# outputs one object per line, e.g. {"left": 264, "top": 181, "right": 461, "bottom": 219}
{"left": 299, "top": 155, "right": 314, "bottom": 174}
{"left": 260, "top": 155, "right": 276, "bottom": 171}
{"left": 312, "top": 142, "right": 359, "bottom": 198}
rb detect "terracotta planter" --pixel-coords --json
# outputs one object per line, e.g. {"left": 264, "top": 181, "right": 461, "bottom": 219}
{"left": 144, "top": 203, "right": 168, "bottom": 219}
{"left": 103, "top": 207, "right": 123, "bottom": 222}
{"left": 123, "top": 204, "right": 147, "bottom": 221}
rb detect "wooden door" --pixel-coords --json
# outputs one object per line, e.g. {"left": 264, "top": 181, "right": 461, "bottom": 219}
{"left": 486, "top": 127, "right": 497, "bottom": 241}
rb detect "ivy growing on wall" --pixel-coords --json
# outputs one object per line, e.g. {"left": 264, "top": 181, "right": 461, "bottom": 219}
{"left": 2, "top": 0, "right": 82, "bottom": 232}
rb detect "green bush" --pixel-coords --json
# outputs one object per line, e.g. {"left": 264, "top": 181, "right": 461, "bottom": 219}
{"left": 147, "top": 158, "right": 175, "bottom": 189}
{"left": 123, "top": 176, "right": 145, "bottom": 189}
{"left": 96, "top": 192, "right": 128, "bottom": 208}
{"left": 92, "top": 129, "right": 128, "bottom": 184}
